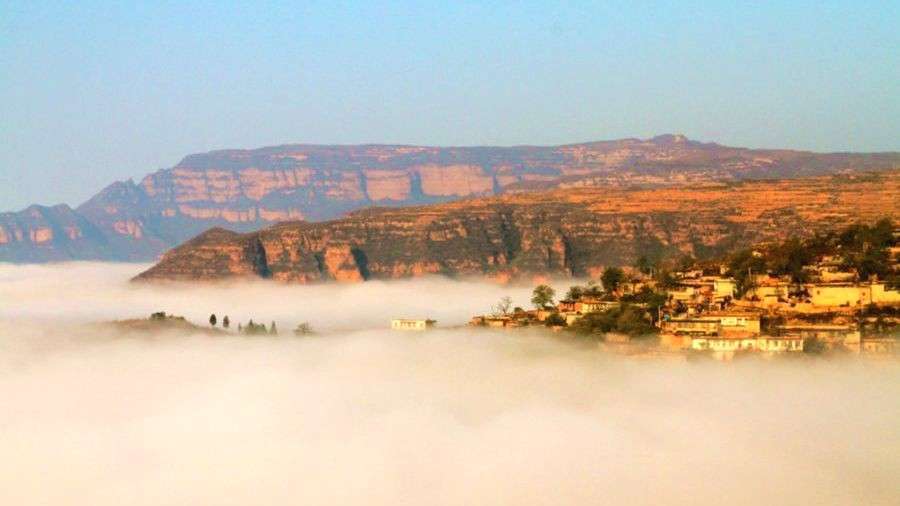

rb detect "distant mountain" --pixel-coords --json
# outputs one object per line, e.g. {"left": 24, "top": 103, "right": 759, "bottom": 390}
{"left": 3, "top": 135, "right": 899, "bottom": 263}
{"left": 0, "top": 204, "right": 110, "bottom": 262}
{"left": 134, "top": 171, "right": 900, "bottom": 283}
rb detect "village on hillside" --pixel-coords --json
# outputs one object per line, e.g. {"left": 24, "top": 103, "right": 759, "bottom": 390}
{"left": 469, "top": 219, "right": 900, "bottom": 360}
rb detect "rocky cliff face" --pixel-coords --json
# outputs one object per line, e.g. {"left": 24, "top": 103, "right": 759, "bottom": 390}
{"left": 0, "top": 204, "right": 110, "bottom": 262}
{"left": 134, "top": 171, "right": 900, "bottom": 283}
{"left": 4, "top": 135, "right": 900, "bottom": 263}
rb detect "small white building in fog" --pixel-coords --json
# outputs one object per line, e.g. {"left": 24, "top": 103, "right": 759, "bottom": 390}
{"left": 391, "top": 318, "right": 436, "bottom": 331}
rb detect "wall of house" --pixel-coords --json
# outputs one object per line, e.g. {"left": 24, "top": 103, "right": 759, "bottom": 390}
{"left": 717, "top": 316, "right": 761, "bottom": 335}
{"left": 713, "top": 279, "right": 736, "bottom": 299}
{"left": 758, "top": 338, "right": 804, "bottom": 352}
{"left": 871, "top": 284, "right": 900, "bottom": 304}
{"left": 809, "top": 285, "right": 870, "bottom": 307}
{"left": 391, "top": 319, "right": 428, "bottom": 330}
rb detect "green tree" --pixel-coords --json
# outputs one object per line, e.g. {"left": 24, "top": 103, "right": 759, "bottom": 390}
{"left": 676, "top": 254, "right": 696, "bottom": 271}
{"left": 583, "top": 280, "right": 603, "bottom": 297}
{"left": 728, "top": 249, "right": 766, "bottom": 297}
{"left": 654, "top": 269, "right": 679, "bottom": 290}
{"left": 544, "top": 312, "right": 567, "bottom": 327}
{"left": 565, "top": 285, "right": 584, "bottom": 301}
{"left": 635, "top": 255, "right": 653, "bottom": 275}
{"left": 222, "top": 315, "right": 230, "bottom": 329}
{"left": 531, "top": 284, "right": 556, "bottom": 309}
{"left": 269, "top": 321, "right": 278, "bottom": 335}
{"left": 767, "top": 238, "right": 814, "bottom": 282}
{"left": 209, "top": 313, "right": 217, "bottom": 327}
{"left": 620, "top": 287, "right": 667, "bottom": 323}
{"left": 569, "top": 304, "right": 655, "bottom": 338}
{"left": 601, "top": 267, "right": 625, "bottom": 293}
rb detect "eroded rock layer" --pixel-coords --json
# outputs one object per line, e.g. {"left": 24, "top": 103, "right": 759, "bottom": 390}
{"left": 134, "top": 171, "right": 900, "bottom": 283}
{"left": 4, "top": 135, "right": 899, "bottom": 263}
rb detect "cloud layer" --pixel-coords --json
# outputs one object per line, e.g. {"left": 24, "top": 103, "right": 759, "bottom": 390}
{"left": 1, "top": 263, "right": 898, "bottom": 505}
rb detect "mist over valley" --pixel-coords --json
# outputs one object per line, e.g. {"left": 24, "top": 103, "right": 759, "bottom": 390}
{"left": 1, "top": 263, "right": 897, "bottom": 505}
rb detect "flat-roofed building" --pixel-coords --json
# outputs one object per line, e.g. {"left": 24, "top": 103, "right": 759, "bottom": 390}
{"left": 661, "top": 312, "right": 761, "bottom": 337}
{"left": 758, "top": 336, "right": 804, "bottom": 353}
{"left": 775, "top": 323, "right": 860, "bottom": 351}
{"left": 861, "top": 337, "right": 898, "bottom": 355}
{"left": 391, "top": 318, "right": 436, "bottom": 331}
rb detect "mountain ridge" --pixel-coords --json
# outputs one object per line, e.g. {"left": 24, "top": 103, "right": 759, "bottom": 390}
{"left": 134, "top": 170, "right": 900, "bottom": 283}
{"left": 3, "top": 135, "right": 899, "bottom": 263}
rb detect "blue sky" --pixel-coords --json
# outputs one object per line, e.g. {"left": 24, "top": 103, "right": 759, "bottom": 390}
{"left": 1, "top": 1, "right": 898, "bottom": 209}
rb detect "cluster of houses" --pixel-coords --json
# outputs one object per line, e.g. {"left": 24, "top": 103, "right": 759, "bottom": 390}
{"left": 658, "top": 268, "right": 899, "bottom": 360}
{"left": 467, "top": 254, "right": 900, "bottom": 361}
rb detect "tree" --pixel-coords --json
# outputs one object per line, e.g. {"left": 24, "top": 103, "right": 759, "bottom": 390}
{"left": 583, "top": 280, "right": 603, "bottom": 297}
{"left": 531, "top": 285, "right": 555, "bottom": 309}
{"left": 222, "top": 315, "right": 230, "bottom": 329}
{"left": 238, "top": 323, "right": 243, "bottom": 333}
{"left": 243, "top": 319, "right": 267, "bottom": 335}
{"left": 493, "top": 296, "right": 513, "bottom": 316}
{"left": 728, "top": 249, "right": 766, "bottom": 296}
{"left": 209, "top": 313, "right": 217, "bottom": 327}
{"left": 767, "top": 238, "right": 813, "bottom": 282}
{"left": 569, "top": 304, "right": 655, "bottom": 338}
{"left": 601, "top": 267, "right": 625, "bottom": 294}
{"left": 544, "top": 312, "right": 567, "bottom": 327}
{"left": 676, "top": 254, "right": 696, "bottom": 272}
{"left": 293, "top": 322, "right": 314, "bottom": 336}
{"left": 619, "top": 287, "right": 667, "bottom": 323}
{"left": 803, "top": 337, "right": 827, "bottom": 355}
{"left": 635, "top": 255, "right": 653, "bottom": 275}
{"left": 565, "top": 285, "right": 584, "bottom": 301}
{"left": 269, "top": 321, "right": 278, "bottom": 335}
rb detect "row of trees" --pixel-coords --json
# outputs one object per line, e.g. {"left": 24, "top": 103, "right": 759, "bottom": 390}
{"left": 208, "top": 313, "right": 230, "bottom": 328}
{"left": 207, "top": 313, "right": 316, "bottom": 336}
{"left": 491, "top": 265, "right": 664, "bottom": 338}
{"left": 527, "top": 267, "right": 630, "bottom": 311}
{"left": 239, "top": 319, "right": 277, "bottom": 335}
{"left": 208, "top": 313, "right": 279, "bottom": 335}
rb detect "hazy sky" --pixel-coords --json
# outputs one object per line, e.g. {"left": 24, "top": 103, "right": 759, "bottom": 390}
{"left": 2, "top": 1, "right": 898, "bottom": 209}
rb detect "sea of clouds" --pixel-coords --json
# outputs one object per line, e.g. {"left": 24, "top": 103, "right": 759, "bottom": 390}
{"left": 0, "top": 262, "right": 898, "bottom": 505}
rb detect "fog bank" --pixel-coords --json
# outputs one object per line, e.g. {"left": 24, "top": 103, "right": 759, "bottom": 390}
{"left": 0, "top": 263, "right": 898, "bottom": 505}
{"left": 0, "top": 262, "right": 557, "bottom": 331}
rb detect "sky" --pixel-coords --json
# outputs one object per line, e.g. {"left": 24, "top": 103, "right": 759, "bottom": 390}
{"left": 1, "top": 1, "right": 898, "bottom": 210}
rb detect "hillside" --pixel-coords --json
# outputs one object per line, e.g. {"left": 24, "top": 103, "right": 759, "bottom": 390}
{"left": 3, "top": 135, "right": 899, "bottom": 263}
{"left": 134, "top": 171, "right": 900, "bottom": 283}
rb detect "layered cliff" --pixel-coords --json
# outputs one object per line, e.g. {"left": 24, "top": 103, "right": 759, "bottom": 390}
{"left": 134, "top": 171, "right": 900, "bottom": 283}
{"left": 4, "top": 135, "right": 899, "bottom": 263}
{"left": 0, "top": 205, "right": 111, "bottom": 262}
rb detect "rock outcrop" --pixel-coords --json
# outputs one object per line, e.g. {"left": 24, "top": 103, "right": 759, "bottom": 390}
{"left": 0, "top": 204, "right": 110, "bottom": 262}
{"left": 134, "top": 171, "right": 900, "bottom": 283}
{"left": 4, "top": 135, "right": 900, "bottom": 263}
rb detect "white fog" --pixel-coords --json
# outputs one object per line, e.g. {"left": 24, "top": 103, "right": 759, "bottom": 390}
{"left": 0, "top": 262, "right": 898, "bottom": 505}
